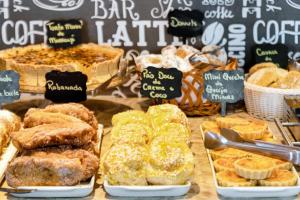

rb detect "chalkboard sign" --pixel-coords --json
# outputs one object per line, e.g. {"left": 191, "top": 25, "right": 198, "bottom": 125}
{"left": 204, "top": 70, "right": 244, "bottom": 116}
{"left": 167, "top": 9, "right": 204, "bottom": 38}
{"left": 46, "top": 19, "right": 83, "bottom": 48}
{"left": 0, "top": 70, "right": 20, "bottom": 104}
{"left": 254, "top": 44, "right": 288, "bottom": 68}
{"left": 45, "top": 70, "right": 87, "bottom": 103}
{"left": 140, "top": 67, "right": 182, "bottom": 99}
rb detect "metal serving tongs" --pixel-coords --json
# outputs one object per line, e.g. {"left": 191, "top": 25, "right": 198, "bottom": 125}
{"left": 204, "top": 128, "right": 300, "bottom": 165}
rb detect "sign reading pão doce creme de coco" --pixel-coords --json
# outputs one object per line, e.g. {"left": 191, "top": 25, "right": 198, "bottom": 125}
{"left": 254, "top": 44, "right": 288, "bottom": 68}
{"left": 167, "top": 9, "right": 204, "bottom": 38}
{"left": 45, "top": 70, "right": 87, "bottom": 103}
{"left": 0, "top": 70, "right": 20, "bottom": 104}
{"left": 46, "top": 19, "right": 83, "bottom": 48}
{"left": 141, "top": 67, "right": 182, "bottom": 99}
{"left": 204, "top": 70, "right": 244, "bottom": 116}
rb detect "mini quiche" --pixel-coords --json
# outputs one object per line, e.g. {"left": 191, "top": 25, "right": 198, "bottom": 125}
{"left": 259, "top": 170, "right": 297, "bottom": 186}
{"left": 231, "top": 123, "right": 267, "bottom": 140}
{"left": 215, "top": 117, "right": 249, "bottom": 129}
{"left": 210, "top": 148, "right": 251, "bottom": 160}
{"left": 234, "top": 157, "right": 275, "bottom": 180}
{"left": 213, "top": 158, "right": 237, "bottom": 172}
{"left": 216, "top": 170, "right": 257, "bottom": 187}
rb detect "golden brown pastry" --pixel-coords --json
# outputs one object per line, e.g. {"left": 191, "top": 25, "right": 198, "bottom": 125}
{"left": 216, "top": 170, "right": 257, "bottom": 187}
{"left": 231, "top": 123, "right": 267, "bottom": 140}
{"left": 201, "top": 121, "right": 220, "bottom": 133}
{"left": 110, "top": 123, "right": 153, "bottom": 145}
{"left": 259, "top": 170, "right": 297, "bottom": 186}
{"left": 210, "top": 148, "right": 250, "bottom": 160}
{"left": 146, "top": 136, "right": 194, "bottom": 185}
{"left": 0, "top": 110, "right": 21, "bottom": 132}
{"left": 215, "top": 117, "right": 249, "bottom": 129}
{"left": 275, "top": 71, "right": 300, "bottom": 89}
{"left": 213, "top": 158, "right": 237, "bottom": 172}
{"left": 247, "top": 67, "right": 279, "bottom": 87}
{"left": 248, "top": 62, "right": 277, "bottom": 75}
{"left": 147, "top": 104, "right": 189, "bottom": 130}
{"left": 102, "top": 143, "right": 148, "bottom": 185}
{"left": 234, "top": 157, "right": 275, "bottom": 180}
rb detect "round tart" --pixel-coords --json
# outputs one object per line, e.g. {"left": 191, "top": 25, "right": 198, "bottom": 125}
{"left": 231, "top": 123, "right": 267, "bottom": 140}
{"left": 216, "top": 117, "right": 249, "bottom": 129}
{"left": 213, "top": 158, "right": 237, "bottom": 172}
{"left": 234, "top": 157, "right": 275, "bottom": 179}
{"left": 210, "top": 148, "right": 250, "bottom": 160}
{"left": 202, "top": 121, "right": 219, "bottom": 132}
{"left": 259, "top": 170, "right": 297, "bottom": 186}
{"left": 216, "top": 171, "right": 257, "bottom": 187}
{"left": 272, "top": 159, "right": 292, "bottom": 170}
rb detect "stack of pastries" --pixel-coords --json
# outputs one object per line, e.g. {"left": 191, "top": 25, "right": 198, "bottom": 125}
{"left": 202, "top": 116, "right": 297, "bottom": 187}
{"left": 5, "top": 103, "right": 99, "bottom": 187}
{"left": 0, "top": 110, "right": 21, "bottom": 154}
{"left": 102, "top": 104, "right": 194, "bottom": 186}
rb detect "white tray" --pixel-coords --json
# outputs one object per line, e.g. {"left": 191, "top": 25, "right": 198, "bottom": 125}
{"left": 200, "top": 126, "right": 300, "bottom": 198}
{"left": 9, "top": 124, "right": 103, "bottom": 198}
{"left": 104, "top": 179, "right": 191, "bottom": 197}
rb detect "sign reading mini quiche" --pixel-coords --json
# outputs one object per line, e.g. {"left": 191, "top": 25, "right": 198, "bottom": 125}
{"left": 141, "top": 67, "right": 182, "bottom": 99}
{"left": 254, "top": 44, "right": 288, "bottom": 68}
{"left": 204, "top": 70, "right": 244, "bottom": 116}
{"left": 45, "top": 70, "right": 87, "bottom": 103}
{"left": 0, "top": 70, "right": 20, "bottom": 104}
{"left": 46, "top": 19, "right": 83, "bottom": 48}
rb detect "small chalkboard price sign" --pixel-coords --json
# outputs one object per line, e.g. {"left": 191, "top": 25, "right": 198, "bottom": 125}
{"left": 254, "top": 44, "right": 288, "bottom": 68}
{"left": 140, "top": 67, "right": 182, "bottom": 99}
{"left": 0, "top": 70, "right": 20, "bottom": 105}
{"left": 204, "top": 70, "right": 244, "bottom": 116}
{"left": 46, "top": 19, "right": 83, "bottom": 48}
{"left": 45, "top": 70, "right": 87, "bottom": 103}
{"left": 167, "top": 9, "right": 204, "bottom": 41}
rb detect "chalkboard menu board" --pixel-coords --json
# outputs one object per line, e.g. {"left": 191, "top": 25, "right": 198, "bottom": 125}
{"left": 1, "top": 1, "right": 300, "bottom": 98}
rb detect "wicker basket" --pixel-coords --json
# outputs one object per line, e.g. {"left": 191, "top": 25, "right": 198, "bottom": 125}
{"left": 244, "top": 81, "right": 300, "bottom": 120}
{"left": 162, "top": 59, "right": 238, "bottom": 116}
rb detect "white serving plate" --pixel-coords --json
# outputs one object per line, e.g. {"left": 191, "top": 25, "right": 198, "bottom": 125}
{"left": 200, "top": 126, "right": 300, "bottom": 198}
{"left": 104, "top": 179, "right": 191, "bottom": 197}
{"left": 8, "top": 124, "right": 103, "bottom": 198}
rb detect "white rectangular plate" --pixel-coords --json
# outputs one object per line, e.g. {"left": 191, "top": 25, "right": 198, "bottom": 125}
{"left": 200, "top": 126, "right": 300, "bottom": 198}
{"left": 9, "top": 124, "right": 103, "bottom": 198}
{"left": 104, "top": 179, "right": 191, "bottom": 197}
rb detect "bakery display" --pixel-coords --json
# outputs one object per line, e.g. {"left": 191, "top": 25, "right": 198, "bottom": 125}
{"left": 0, "top": 43, "right": 124, "bottom": 92}
{"left": 5, "top": 103, "right": 100, "bottom": 187}
{"left": 102, "top": 104, "right": 194, "bottom": 186}
{"left": 247, "top": 62, "right": 300, "bottom": 89}
{"left": 202, "top": 115, "right": 298, "bottom": 187}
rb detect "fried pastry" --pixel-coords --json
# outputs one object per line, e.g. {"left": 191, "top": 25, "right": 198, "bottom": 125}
{"left": 44, "top": 103, "right": 98, "bottom": 130}
{"left": 215, "top": 117, "right": 249, "bottom": 129}
{"left": 147, "top": 104, "right": 189, "bottom": 130}
{"left": 102, "top": 143, "right": 148, "bottom": 185}
{"left": 146, "top": 137, "right": 194, "bottom": 185}
{"left": 111, "top": 110, "right": 151, "bottom": 127}
{"left": 231, "top": 123, "right": 267, "bottom": 140}
{"left": 11, "top": 122, "right": 96, "bottom": 150}
{"left": 234, "top": 157, "right": 275, "bottom": 180}
{"left": 276, "top": 71, "right": 300, "bottom": 89}
{"left": 110, "top": 123, "right": 153, "bottom": 145}
{"left": 0, "top": 110, "right": 21, "bottom": 132}
{"left": 259, "top": 170, "right": 297, "bottom": 186}
{"left": 6, "top": 148, "right": 99, "bottom": 187}
{"left": 24, "top": 108, "right": 84, "bottom": 128}
{"left": 210, "top": 148, "right": 250, "bottom": 160}
{"left": 248, "top": 62, "right": 277, "bottom": 75}
{"left": 216, "top": 170, "right": 257, "bottom": 187}
{"left": 247, "top": 68, "right": 279, "bottom": 87}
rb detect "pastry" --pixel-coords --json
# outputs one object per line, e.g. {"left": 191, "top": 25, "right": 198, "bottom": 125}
{"left": 213, "top": 158, "right": 237, "bottom": 172}
{"left": 0, "top": 43, "right": 124, "bottom": 91}
{"left": 234, "top": 157, "right": 275, "bottom": 179}
{"left": 210, "top": 148, "right": 250, "bottom": 160}
{"left": 10, "top": 122, "right": 96, "bottom": 150}
{"left": 231, "top": 123, "right": 267, "bottom": 140}
{"left": 156, "top": 123, "right": 191, "bottom": 144}
{"left": 111, "top": 110, "right": 151, "bottom": 127}
{"left": 216, "top": 170, "right": 257, "bottom": 187}
{"left": 44, "top": 103, "right": 98, "bottom": 130}
{"left": 201, "top": 121, "right": 220, "bottom": 133}
{"left": 248, "top": 62, "right": 277, "bottom": 75}
{"left": 247, "top": 67, "right": 279, "bottom": 87}
{"left": 0, "top": 110, "right": 21, "bottom": 132}
{"left": 147, "top": 137, "right": 194, "bottom": 185}
{"left": 102, "top": 144, "right": 148, "bottom": 185}
{"left": 147, "top": 104, "right": 189, "bottom": 130}
{"left": 6, "top": 148, "right": 99, "bottom": 187}
{"left": 215, "top": 117, "right": 249, "bottom": 129}
{"left": 259, "top": 170, "right": 297, "bottom": 186}
{"left": 275, "top": 71, "right": 300, "bottom": 89}
{"left": 110, "top": 123, "right": 153, "bottom": 145}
